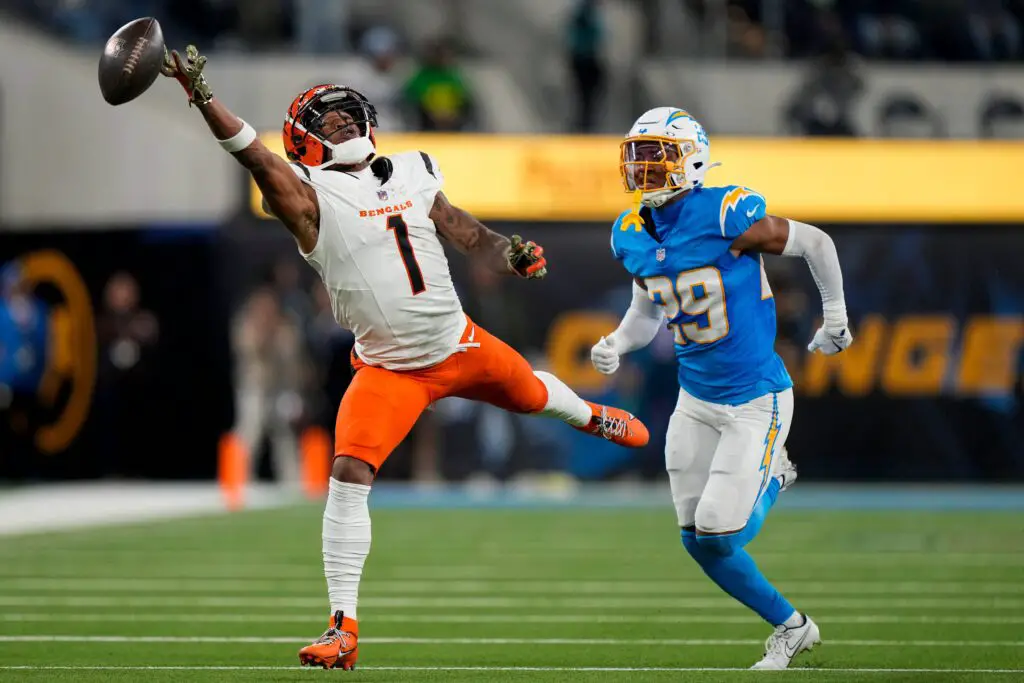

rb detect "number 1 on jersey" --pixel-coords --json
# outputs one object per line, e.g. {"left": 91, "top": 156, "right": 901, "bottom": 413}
{"left": 387, "top": 214, "right": 426, "bottom": 295}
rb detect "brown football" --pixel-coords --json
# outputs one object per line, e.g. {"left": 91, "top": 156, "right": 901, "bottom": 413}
{"left": 98, "top": 17, "right": 165, "bottom": 106}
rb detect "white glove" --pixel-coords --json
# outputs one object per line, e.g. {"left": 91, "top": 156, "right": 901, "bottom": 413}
{"left": 591, "top": 336, "right": 620, "bottom": 375}
{"left": 808, "top": 323, "right": 853, "bottom": 355}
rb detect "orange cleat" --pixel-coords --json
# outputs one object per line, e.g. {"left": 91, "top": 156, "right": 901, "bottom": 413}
{"left": 298, "top": 610, "right": 358, "bottom": 670}
{"left": 575, "top": 401, "right": 649, "bottom": 448}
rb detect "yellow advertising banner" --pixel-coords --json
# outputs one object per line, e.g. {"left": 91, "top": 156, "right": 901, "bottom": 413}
{"left": 251, "top": 134, "right": 1024, "bottom": 223}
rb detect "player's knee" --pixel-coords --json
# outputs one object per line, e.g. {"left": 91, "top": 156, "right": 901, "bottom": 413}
{"left": 331, "top": 455, "right": 375, "bottom": 486}
{"left": 694, "top": 497, "right": 732, "bottom": 533}
{"left": 694, "top": 499, "right": 741, "bottom": 556}
{"left": 695, "top": 532, "right": 739, "bottom": 557}
{"left": 526, "top": 371, "right": 556, "bottom": 413}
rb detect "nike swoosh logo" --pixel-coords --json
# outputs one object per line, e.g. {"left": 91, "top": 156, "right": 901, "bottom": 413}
{"left": 784, "top": 627, "right": 810, "bottom": 659}
{"left": 746, "top": 208, "right": 758, "bottom": 218}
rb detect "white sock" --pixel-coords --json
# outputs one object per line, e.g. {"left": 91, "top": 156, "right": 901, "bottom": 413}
{"left": 782, "top": 611, "right": 805, "bottom": 629}
{"left": 323, "top": 478, "right": 372, "bottom": 620}
{"left": 533, "top": 371, "right": 592, "bottom": 427}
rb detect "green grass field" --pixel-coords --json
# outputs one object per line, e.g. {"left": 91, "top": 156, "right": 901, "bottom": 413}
{"left": 0, "top": 503, "right": 1022, "bottom": 681}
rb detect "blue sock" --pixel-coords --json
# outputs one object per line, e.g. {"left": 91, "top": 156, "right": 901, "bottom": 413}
{"left": 700, "top": 478, "right": 781, "bottom": 554}
{"left": 681, "top": 479, "right": 794, "bottom": 625}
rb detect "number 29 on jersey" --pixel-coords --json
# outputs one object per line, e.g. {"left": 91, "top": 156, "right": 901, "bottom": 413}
{"left": 645, "top": 266, "right": 729, "bottom": 345}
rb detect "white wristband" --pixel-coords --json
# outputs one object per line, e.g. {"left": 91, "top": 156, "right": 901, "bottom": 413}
{"left": 218, "top": 120, "right": 257, "bottom": 153}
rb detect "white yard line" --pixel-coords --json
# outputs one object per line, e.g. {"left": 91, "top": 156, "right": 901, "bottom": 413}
{"left": 0, "top": 665, "right": 1022, "bottom": 674}
{"left": 3, "top": 612, "right": 1024, "bottom": 625}
{"left": 0, "top": 595, "right": 1019, "bottom": 609}
{"left": 0, "top": 635, "right": 1021, "bottom": 647}
{"left": 3, "top": 577, "right": 1022, "bottom": 595}
{"left": 0, "top": 483, "right": 298, "bottom": 536}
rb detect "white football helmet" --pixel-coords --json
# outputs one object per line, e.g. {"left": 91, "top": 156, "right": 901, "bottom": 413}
{"left": 621, "top": 107, "right": 715, "bottom": 208}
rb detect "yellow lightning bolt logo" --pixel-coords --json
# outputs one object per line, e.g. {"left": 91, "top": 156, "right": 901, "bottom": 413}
{"left": 666, "top": 110, "right": 693, "bottom": 125}
{"left": 719, "top": 187, "right": 756, "bottom": 231}
{"left": 757, "top": 396, "right": 781, "bottom": 500}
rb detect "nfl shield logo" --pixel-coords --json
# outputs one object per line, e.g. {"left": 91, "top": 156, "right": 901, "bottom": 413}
{"left": 377, "top": 190, "right": 388, "bottom": 201}
{"left": 656, "top": 248, "right": 666, "bottom": 262}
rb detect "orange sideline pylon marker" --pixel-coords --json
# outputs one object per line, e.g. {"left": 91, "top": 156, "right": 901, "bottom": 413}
{"left": 218, "top": 432, "right": 247, "bottom": 511}
{"left": 300, "top": 426, "right": 331, "bottom": 499}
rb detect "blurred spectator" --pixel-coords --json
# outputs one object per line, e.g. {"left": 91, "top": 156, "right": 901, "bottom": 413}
{"left": 97, "top": 272, "right": 160, "bottom": 382}
{"left": 726, "top": 4, "right": 768, "bottom": 58}
{"left": 840, "top": 0, "right": 923, "bottom": 60}
{"left": 165, "top": 0, "right": 236, "bottom": 47}
{"left": 967, "top": 0, "right": 1022, "bottom": 61}
{"left": 0, "top": 264, "right": 45, "bottom": 402}
{"left": 980, "top": 94, "right": 1024, "bottom": 138}
{"left": 349, "top": 26, "right": 406, "bottom": 132}
{"left": 565, "top": 0, "right": 607, "bottom": 132}
{"left": 403, "top": 37, "right": 474, "bottom": 132}
{"left": 306, "top": 282, "right": 354, "bottom": 429}
{"left": 295, "top": 0, "right": 351, "bottom": 54}
{"left": 271, "top": 258, "right": 313, "bottom": 332}
{"left": 877, "top": 94, "right": 944, "bottom": 138}
{"left": 231, "top": 287, "right": 306, "bottom": 487}
{"left": 95, "top": 272, "right": 161, "bottom": 476}
{"left": 46, "top": 0, "right": 163, "bottom": 44}
{"left": 783, "top": 33, "right": 863, "bottom": 137}
{"left": 236, "top": 0, "right": 288, "bottom": 50}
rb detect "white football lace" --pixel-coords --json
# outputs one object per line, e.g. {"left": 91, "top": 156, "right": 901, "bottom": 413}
{"left": 316, "top": 627, "right": 342, "bottom": 645}
{"left": 762, "top": 625, "right": 790, "bottom": 659}
{"left": 598, "top": 408, "right": 628, "bottom": 439}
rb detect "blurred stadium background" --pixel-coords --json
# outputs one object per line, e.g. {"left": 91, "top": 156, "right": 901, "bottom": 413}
{"left": 1, "top": 1, "right": 1023, "bottom": 679}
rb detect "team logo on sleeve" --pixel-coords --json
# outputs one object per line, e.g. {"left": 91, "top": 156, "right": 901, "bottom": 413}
{"left": 719, "top": 187, "right": 763, "bottom": 235}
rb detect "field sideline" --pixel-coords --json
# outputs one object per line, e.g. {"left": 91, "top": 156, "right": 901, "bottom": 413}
{"left": 0, "top": 489, "right": 1021, "bottom": 682}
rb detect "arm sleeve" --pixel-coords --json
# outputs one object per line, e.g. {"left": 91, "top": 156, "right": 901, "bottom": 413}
{"left": 720, "top": 187, "right": 767, "bottom": 239}
{"left": 782, "top": 219, "right": 848, "bottom": 328}
{"left": 607, "top": 282, "right": 664, "bottom": 354}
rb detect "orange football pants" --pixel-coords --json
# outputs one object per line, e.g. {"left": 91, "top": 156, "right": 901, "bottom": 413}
{"left": 335, "top": 317, "right": 549, "bottom": 471}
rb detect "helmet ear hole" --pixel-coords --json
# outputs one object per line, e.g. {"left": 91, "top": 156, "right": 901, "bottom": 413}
{"left": 693, "top": 161, "right": 704, "bottom": 169}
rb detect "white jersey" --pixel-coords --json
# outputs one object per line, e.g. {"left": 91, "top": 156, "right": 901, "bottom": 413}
{"left": 295, "top": 151, "right": 465, "bottom": 370}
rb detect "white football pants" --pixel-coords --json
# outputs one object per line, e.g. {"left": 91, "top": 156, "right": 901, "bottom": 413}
{"left": 666, "top": 387, "right": 793, "bottom": 533}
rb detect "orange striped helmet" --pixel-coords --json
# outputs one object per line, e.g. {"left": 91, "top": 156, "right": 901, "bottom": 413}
{"left": 283, "top": 84, "right": 379, "bottom": 168}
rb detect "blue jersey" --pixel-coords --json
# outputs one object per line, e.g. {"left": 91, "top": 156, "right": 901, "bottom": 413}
{"left": 611, "top": 185, "right": 792, "bottom": 405}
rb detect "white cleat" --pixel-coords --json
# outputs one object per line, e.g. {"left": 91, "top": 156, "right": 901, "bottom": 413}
{"left": 750, "top": 614, "right": 821, "bottom": 670}
{"left": 772, "top": 446, "right": 798, "bottom": 492}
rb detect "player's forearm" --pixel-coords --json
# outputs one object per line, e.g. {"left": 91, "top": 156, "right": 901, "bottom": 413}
{"left": 450, "top": 211, "right": 513, "bottom": 275}
{"left": 608, "top": 283, "right": 662, "bottom": 353}
{"left": 195, "top": 98, "right": 246, "bottom": 145}
{"left": 194, "top": 99, "right": 281, "bottom": 177}
{"left": 782, "top": 219, "right": 847, "bottom": 327}
{"left": 474, "top": 228, "right": 515, "bottom": 275}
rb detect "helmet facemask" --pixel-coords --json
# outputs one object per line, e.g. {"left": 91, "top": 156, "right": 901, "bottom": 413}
{"left": 286, "top": 86, "right": 379, "bottom": 168}
{"left": 620, "top": 136, "right": 697, "bottom": 208}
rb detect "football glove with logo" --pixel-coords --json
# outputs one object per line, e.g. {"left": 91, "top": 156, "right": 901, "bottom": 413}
{"left": 161, "top": 44, "right": 213, "bottom": 106}
{"left": 508, "top": 235, "right": 547, "bottom": 279}
{"left": 807, "top": 324, "right": 853, "bottom": 355}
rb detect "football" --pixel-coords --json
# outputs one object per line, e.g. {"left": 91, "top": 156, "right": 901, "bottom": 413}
{"left": 98, "top": 17, "right": 165, "bottom": 106}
